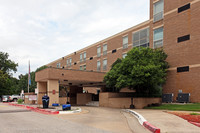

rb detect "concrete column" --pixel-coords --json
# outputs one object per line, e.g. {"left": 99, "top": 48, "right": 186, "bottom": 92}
{"left": 47, "top": 80, "right": 59, "bottom": 106}
{"left": 37, "top": 82, "right": 47, "bottom": 105}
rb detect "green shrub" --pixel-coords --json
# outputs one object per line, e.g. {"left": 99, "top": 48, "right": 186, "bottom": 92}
{"left": 190, "top": 112, "right": 200, "bottom": 115}
{"left": 17, "top": 99, "right": 23, "bottom": 104}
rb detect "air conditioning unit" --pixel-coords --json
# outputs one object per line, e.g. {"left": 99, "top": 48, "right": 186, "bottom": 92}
{"left": 162, "top": 93, "right": 173, "bottom": 103}
{"left": 177, "top": 93, "right": 190, "bottom": 103}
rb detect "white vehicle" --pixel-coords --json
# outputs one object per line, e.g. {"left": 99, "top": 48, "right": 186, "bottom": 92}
{"left": 2, "top": 95, "right": 10, "bottom": 102}
{"left": 8, "top": 94, "right": 21, "bottom": 102}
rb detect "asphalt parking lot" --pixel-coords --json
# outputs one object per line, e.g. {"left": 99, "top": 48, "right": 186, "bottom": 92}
{"left": 0, "top": 103, "right": 149, "bottom": 133}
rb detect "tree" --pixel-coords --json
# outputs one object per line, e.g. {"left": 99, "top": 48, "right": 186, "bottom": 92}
{"left": 17, "top": 65, "right": 47, "bottom": 93}
{"left": 0, "top": 52, "right": 18, "bottom": 75}
{"left": 35, "top": 65, "right": 48, "bottom": 72}
{"left": 103, "top": 58, "right": 122, "bottom": 92}
{"left": 0, "top": 52, "right": 18, "bottom": 96}
{"left": 104, "top": 47, "right": 169, "bottom": 96}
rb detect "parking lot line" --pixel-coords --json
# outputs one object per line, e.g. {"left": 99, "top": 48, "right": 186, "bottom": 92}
{"left": 0, "top": 105, "right": 8, "bottom": 107}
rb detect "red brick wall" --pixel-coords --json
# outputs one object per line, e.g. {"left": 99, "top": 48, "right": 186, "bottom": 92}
{"left": 43, "top": 0, "right": 200, "bottom": 102}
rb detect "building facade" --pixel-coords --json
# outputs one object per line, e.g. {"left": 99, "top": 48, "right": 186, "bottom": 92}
{"left": 43, "top": 0, "right": 200, "bottom": 103}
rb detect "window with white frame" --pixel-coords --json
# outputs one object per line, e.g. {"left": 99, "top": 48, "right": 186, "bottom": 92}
{"left": 133, "top": 28, "right": 149, "bottom": 47}
{"left": 97, "top": 46, "right": 101, "bottom": 57}
{"left": 103, "top": 44, "right": 107, "bottom": 55}
{"left": 83, "top": 52, "right": 86, "bottom": 61}
{"left": 57, "top": 63, "right": 61, "bottom": 68}
{"left": 80, "top": 66, "right": 83, "bottom": 70}
{"left": 123, "top": 36, "right": 128, "bottom": 49}
{"left": 153, "top": 27, "right": 163, "bottom": 48}
{"left": 83, "top": 65, "right": 86, "bottom": 70}
{"left": 153, "top": 0, "right": 164, "bottom": 22}
{"left": 122, "top": 53, "right": 127, "bottom": 59}
{"left": 97, "top": 61, "right": 101, "bottom": 71}
{"left": 103, "top": 59, "right": 107, "bottom": 71}
{"left": 66, "top": 59, "right": 69, "bottom": 67}
{"left": 80, "top": 54, "right": 83, "bottom": 62}
{"left": 69, "top": 58, "right": 72, "bottom": 66}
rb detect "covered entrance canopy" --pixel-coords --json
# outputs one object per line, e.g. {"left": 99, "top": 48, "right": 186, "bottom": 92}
{"left": 35, "top": 67, "right": 106, "bottom": 105}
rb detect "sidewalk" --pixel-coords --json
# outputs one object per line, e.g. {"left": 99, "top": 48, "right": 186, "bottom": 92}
{"left": 134, "top": 109, "right": 200, "bottom": 133}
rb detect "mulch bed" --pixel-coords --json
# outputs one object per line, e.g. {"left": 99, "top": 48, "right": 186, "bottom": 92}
{"left": 168, "top": 112, "right": 200, "bottom": 127}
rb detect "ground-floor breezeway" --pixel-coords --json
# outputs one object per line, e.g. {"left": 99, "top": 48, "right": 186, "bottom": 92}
{"left": 35, "top": 67, "right": 106, "bottom": 106}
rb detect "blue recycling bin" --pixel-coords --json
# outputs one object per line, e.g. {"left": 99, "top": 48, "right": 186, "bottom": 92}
{"left": 42, "top": 95, "right": 49, "bottom": 108}
{"left": 52, "top": 103, "right": 59, "bottom": 106}
{"left": 62, "top": 104, "right": 71, "bottom": 110}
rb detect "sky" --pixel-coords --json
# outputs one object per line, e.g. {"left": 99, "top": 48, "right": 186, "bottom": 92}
{"left": 0, "top": 0, "right": 149, "bottom": 78}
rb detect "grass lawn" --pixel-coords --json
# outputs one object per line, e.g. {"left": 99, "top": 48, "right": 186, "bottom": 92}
{"left": 145, "top": 103, "right": 200, "bottom": 111}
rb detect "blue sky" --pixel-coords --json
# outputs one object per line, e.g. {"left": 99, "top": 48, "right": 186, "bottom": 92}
{"left": 0, "top": 0, "right": 149, "bottom": 78}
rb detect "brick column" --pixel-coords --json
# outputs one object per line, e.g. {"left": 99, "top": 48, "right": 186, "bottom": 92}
{"left": 47, "top": 80, "right": 59, "bottom": 106}
{"left": 69, "top": 86, "right": 83, "bottom": 105}
{"left": 37, "top": 82, "right": 47, "bottom": 105}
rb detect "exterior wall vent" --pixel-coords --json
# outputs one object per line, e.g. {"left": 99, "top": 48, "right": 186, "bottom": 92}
{"left": 112, "top": 49, "right": 117, "bottom": 53}
{"left": 178, "top": 3, "right": 190, "bottom": 13}
{"left": 177, "top": 35, "right": 190, "bottom": 43}
{"left": 177, "top": 66, "right": 189, "bottom": 72}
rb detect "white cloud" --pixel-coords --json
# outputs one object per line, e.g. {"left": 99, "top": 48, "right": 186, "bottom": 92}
{"left": 0, "top": 0, "right": 149, "bottom": 78}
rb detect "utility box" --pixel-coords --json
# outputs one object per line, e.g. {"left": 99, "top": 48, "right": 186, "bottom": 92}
{"left": 177, "top": 93, "right": 190, "bottom": 103}
{"left": 162, "top": 93, "right": 173, "bottom": 103}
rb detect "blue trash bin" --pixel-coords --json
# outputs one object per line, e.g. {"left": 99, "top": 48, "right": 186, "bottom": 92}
{"left": 52, "top": 103, "right": 59, "bottom": 107}
{"left": 62, "top": 104, "right": 71, "bottom": 110}
{"left": 42, "top": 95, "right": 49, "bottom": 108}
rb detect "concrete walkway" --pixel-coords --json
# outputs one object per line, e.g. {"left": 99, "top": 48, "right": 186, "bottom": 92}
{"left": 134, "top": 109, "right": 200, "bottom": 133}
{"left": 55, "top": 107, "right": 150, "bottom": 133}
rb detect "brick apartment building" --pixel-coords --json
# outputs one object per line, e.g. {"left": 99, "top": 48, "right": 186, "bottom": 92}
{"left": 36, "top": 0, "right": 200, "bottom": 105}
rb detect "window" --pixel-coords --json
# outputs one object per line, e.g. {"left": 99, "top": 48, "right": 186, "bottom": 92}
{"left": 83, "top": 52, "right": 86, "bottom": 61}
{"left": 153, "top": 0, "right": 164, "bottom": 22}
{"left": 123, "top": 36, "right": 128, "bottom": 49}
{"left": 133, "top": 28, "right": 149, "bottom": 47}
{"left": 80, "top": 54, "right": 82, "bottom": 62}
{"left": 97, "top": 46, "right": 101, "bottom": 57}
{"left": 122, "top": 53, "right": 127, "bottom": 59}
{"left": 103, "top": 59, "right": 107, "bottom": 71}
{"left": 57, "top": 63, "right": 60, "bottom": 68}
{"left": 83, "top": 65, "right": 86, "bottom": 70}
{"left": 67, "top": 58, "right": 72, "bottom": 67}
{"left": 80, "top": 66, "right": 83, "bottom": 70}
{"left": 69, "top": 58, "right": 72, "bottom": 66}
{"left": 153, "top": 27, "right": 163, "bottom": 48}
{"left": 66, "top": 59, "right": 69, "bottom": 67}
{"left": 103, "top": 44, "right": 107, "bottom": 55}
{"left": 97, "top": 61, "right": 101, "bottom": 71}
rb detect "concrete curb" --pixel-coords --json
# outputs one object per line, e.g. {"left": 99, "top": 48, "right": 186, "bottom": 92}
{"left": 125, "top": 109, "right": 160, "bottom": 133}
{"left": 8, "top": 103, "right": 59, "bottom": 115}
{"left": 7, "top": 103, "right": 81, "bottom": 115}
{"left": 59, "top": 108, "right": 82, "bottom": 114}
{"left": 189, "top": 121, "right": 200, "bottom": 127}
